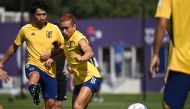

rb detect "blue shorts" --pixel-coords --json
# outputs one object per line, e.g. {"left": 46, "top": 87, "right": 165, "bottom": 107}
{"left": 163, "top": 70, "right": 190, "bottom": 109}
{"left": 73, "top": 76, "right": 102, "bottom": 95}
{"left": 25, "top": 64, "right": 57, "bottom": 100}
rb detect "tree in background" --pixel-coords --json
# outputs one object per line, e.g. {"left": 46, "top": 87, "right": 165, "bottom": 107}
{"left": 0, "top": 0, "right": 158, "bottom": 19}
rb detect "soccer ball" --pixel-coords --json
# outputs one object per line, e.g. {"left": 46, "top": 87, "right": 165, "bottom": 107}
{"left": 128, "top": 103, "right": 147, "bottom": 109}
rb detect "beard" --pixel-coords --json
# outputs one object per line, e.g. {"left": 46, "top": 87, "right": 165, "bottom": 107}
{"left": 34, "top": 18, "right": 46, "bottom": 28}
{"left": 38, "top": 20, "right": 45, "bottom": 26}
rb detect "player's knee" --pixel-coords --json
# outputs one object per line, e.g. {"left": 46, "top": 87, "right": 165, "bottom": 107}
{"left": 29, "top": 72, "right": 40, "bottom": 79}
{"left": 0, "top": 104, "right": 4, "bottom": 109}
{"left": 46, "top": 99, "right": 55, "bottom": 108}
{"left": 55, "top": 105, "right": 62, "bottom": 109}
{"left": 55, "top": 101, "right": 62, "bottom": 109}
{"left": 73, "top": 102, "right": 84, "bottom": 109}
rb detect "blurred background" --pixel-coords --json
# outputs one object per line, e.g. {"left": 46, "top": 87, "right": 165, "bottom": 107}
{"left": 0, "top": 0, "right": 189, "bottom": 109}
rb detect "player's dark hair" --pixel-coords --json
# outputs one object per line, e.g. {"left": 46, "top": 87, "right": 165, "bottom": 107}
{"left": 30, "top": 0, "right": 48, "bottom": 15}
{"left": 59, "top": 14, "right": 76, "bottom": 26}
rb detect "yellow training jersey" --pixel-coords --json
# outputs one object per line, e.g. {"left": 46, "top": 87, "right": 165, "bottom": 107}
{"left": 156, "top": 0, "right": 190, "bottom": 75}
{"left": 14, "top": 22, "right": 64, "bottom": 77}
{"left": 63, "top": 30, "right": 101, "bottom": 85}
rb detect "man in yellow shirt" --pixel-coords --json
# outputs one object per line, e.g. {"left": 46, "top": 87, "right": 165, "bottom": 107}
{"left": 149, "top": 0, "right": 190, "bottom": 108}
{"left": 0, "top": 1, "right": 64, "bottom": 109}
{"left": 59, "top": 14, "right": 101, "bottom": 109}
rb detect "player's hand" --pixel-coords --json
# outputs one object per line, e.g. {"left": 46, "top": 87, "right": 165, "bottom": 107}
{"left": 0, "top": 68, "right": 9, "bottom": 83}
{"left": 149, "top": 55, "right": 160, "bottom": 79}
{"left": 70, "top": 85, "right": 74, "bottom": 93}
{"left": 63, "top": 66, "right": 72, "bottom": 74}
{"left": 63, "top": 68, "right": 69, "bottom": 75}
{"left": 44, "top": 58, "right": 54, "bottom": 69}
{"left": 74, "top": 54, "right": 83, "bottom": 62}
{"left": 40, "top": 52, "right": 51, "bottom": 61}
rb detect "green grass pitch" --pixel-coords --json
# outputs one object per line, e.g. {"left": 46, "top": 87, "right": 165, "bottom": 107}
{"left": 0, "top": 92, "right": 190, "bottom": 109}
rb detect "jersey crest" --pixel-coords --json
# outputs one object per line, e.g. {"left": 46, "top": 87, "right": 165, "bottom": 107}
{"left": 69, "top": 41, "right": 75, "bottom": 48}
{"left": 46, "top": 31, "right": 52, "bottom": 38}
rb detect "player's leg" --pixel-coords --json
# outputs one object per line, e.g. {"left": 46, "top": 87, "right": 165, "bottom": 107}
{"left": 92, "top": 78, "right": 104, "bottom": 103}
{"left": 72, "top": 77, "right": 102, "bottom": 109}
{"left": 55, "top": 101, "right": 62, "bottom": 109}
{"left": 28, "top": 71, "right": 40, "bottom": 85}
{"left": 0, "top": 104, "right": 3, "bottom": 109}
{"left": 40, "top": 70, "right": 57, "bottom": 109}
{"left": 72, "top": 85, "right": 91, "bottom": 109}
{"left": 55, "top": 74, "right": 67, "bottom": 109}
{"left": 163, "top": 70, "right": 190, "bottom": 109}
{"left": 25, "top": 64, "right": 41, "bottom": 105}
{"left": 44, "top": 99, "right": 56, "bottom": 109}
{"left": 72, "top": 86, "right": 93, "bottom": 109}
{"left": 96, "top": 91, "right": 104, "bottom": 103}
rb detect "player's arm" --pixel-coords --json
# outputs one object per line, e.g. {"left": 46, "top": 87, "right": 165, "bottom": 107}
{"left": 53, "top": 50, "right": 65, "bottom": 61}
{"left": 0, "top": 43, "right": 18, "bottom": 83}
{"left": 50, "top": 27, "right": 65, "bottom": 60}
{"left": 62, "top": 63, "right": 74, "bottom": 92}
{"left": 40, "top": 46, "right": 63, "bottom": 61}
{"left": 0, "top": 43, "right": 19, "bottom": 68}
{"left": 43, "top": 50, "right": 65, "bottom": 69}
{"left": 153, "top": 18, "right": 168, "bottom": 57}
{"left": 149, "top": 17, "right": 168, "bottom": 79}
{"left": 0, "top": 26, "right": 23, "bottom": 67}
{"left": 74, "top": 39, "right": 94, "bottom": 62}
{"left": 69, "top": 72, "right": 74, "bottom": 93}
{"left": 42, "top": 47, "right": 65, "bottom": 69}
{"left": 0, "top": 68, "right": 9, "bottom": 83}
{"left": 51, "top": 48, "right": 63, "bottom": 59}
{"left": 41, "top": 25, "right": 64, "bottom": 62}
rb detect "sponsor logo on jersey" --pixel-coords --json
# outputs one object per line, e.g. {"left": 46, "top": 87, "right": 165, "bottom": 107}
{"left": 31, "top": 32, "right": 35, "bottom": 36}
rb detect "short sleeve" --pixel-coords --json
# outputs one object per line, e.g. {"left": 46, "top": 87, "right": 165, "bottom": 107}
{"left": 155, "top": 0, "right": 171, "bottom": 19}
{"left": 14, "top": 27, "right": 25, "bottom": 46}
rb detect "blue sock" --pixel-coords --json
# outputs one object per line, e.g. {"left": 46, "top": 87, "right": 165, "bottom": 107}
{"left": 28, "top": 84, "right": 35, "bottom": 96}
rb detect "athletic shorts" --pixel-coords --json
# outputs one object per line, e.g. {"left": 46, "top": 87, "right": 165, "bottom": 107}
{"left": 73, "top": 76, "right": 102, "bottom": 95}
{"left": 25, "top": 64, "right": 57, "bottom": 100}
{"left": 56, "top": 72, "right": 67, "bottom": 101}
{"left": 163, "top": 70, "right": 190, "bottom": 109}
